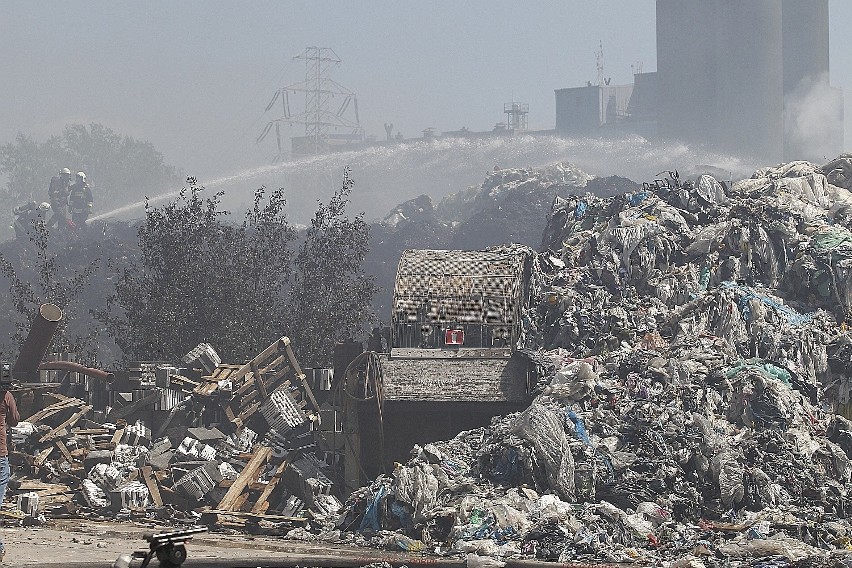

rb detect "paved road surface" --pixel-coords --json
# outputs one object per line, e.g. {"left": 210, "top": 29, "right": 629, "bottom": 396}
{"left": 0, "top": 519, "right": 374, "bottom": 567}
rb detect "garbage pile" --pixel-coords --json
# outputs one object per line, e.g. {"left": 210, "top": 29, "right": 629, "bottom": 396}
{"left": 443, "top": 162, "right": 592, "bottom": 251}
{"left": 329, "top": 156, "right": 852, "bottom": 565}
{"left": 6, "top": 337, "right": 340, "bottom": 531}
{"left": 368, "top": 162, "right": 593, "bottom": 317}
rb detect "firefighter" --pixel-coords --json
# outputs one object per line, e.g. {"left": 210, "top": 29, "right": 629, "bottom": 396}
{"left": 46, "top": 167, "right": 73, "bottom": 230}
{"left": 68, "top": 171, "right": 93, "bottom": 227}
{"left": 12, "top": 201, "right": 50, "bottom": 240}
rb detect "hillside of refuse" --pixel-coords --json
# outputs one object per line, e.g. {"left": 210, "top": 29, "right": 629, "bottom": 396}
{"left": 322, "top": 155, "right": 852, "bottom": 566}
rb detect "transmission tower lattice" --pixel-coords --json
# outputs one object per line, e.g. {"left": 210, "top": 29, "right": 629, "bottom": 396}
{"left": 258, "top": 47, "right": 364, "bottom": 158}
{"left": 595, "top": 41, "right": 604, "bottom": 86}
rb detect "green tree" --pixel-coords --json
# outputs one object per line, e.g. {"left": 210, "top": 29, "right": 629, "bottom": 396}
{"left": 0, "top": 134, "right": 65, "bottom": 205}
{"left": 100, "top": 178, "right": 295, "bottom": 363}
{"left": 286, "top": 167, "right": 376, "bottom": 366}
{"left": 100, "top": 168, "right": 375, "bottom": 367}
{"left": 0, "top": 217, "right": 100, "bottom": 362}
{"left": 0, "top": 123, "right": 182, "bottom": 235}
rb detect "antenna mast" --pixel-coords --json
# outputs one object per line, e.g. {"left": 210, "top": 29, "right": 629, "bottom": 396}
{"left": 595, "top": 41, "right": 604, "bottom": 86}
{"left": 258, "top": 47, "right": 364, "bottom": 158}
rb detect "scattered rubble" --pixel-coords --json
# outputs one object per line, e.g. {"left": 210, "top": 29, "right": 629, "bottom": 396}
{"left": 325, "top": 156, "right": 852, "bottom": 565}
{"left": 6, "top": 336, "right": 340, "bottom": 535}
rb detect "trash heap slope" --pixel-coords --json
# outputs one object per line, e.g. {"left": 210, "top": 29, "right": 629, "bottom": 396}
{"left": 367, "top": 162, "right": 594, "bottom": 317}
{"left": 329, "top": 156, "right": 852, "bottom": 565}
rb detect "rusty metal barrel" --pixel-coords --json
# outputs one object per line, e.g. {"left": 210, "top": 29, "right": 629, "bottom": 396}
{"left": 13, "top": 303, "right": 63, "bottom": 381}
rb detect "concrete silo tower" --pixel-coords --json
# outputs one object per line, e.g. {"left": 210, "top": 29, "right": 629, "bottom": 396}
{"left": 656, "top": 0, "right": 784, "bottom": 163}
{"left": 782, "top": 0, "right": 843, "bottom": 161}
{"left": 714, "top": 0, "right": 784, "bottom": 162}
{"left": 782, "top": 0, "right": 829, "bottom": 95}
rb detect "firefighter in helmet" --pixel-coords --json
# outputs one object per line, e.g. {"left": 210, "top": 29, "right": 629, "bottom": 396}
{"left": 46, "top": 167, "right": 73, "bottom": 231}
{"left": 13, "top": 202, "right": 51, "bottom": 240}
{"left": 68, "top": 171, "right": 93, "bottom": 227}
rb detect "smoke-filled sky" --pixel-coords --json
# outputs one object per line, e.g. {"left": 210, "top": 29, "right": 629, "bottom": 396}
{"left": 2, "top": 1, "right": 851, "bottom": 187}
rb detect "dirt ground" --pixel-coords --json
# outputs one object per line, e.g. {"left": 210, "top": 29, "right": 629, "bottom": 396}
{"left": 0, "top": 519, "right": 389, "bottom": 567}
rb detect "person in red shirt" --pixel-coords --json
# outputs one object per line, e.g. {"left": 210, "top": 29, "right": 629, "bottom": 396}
{"left": 0, "top": 389, "right": 20, "bottom": 561}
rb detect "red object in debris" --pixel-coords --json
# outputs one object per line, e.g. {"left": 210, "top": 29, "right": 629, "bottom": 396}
{"left": 445, "top": 329, "right": 464, "bottom": 345}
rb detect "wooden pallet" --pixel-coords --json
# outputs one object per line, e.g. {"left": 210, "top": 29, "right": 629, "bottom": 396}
{"left": 193, "top": 337, "right": 321, "bottom": 430}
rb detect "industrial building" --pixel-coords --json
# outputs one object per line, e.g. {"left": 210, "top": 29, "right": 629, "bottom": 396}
{"left": 555, "top": 0, "right": 844, "bottom": 163}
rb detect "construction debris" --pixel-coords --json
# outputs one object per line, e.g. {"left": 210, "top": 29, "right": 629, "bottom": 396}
{"left": 6, "top": 336, "right": 337, "bottom": 533}
{"left": 319, "top": 156, "right": 852, "bottom": 565}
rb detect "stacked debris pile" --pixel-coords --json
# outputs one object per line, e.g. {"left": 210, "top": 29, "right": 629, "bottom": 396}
{"left": 330, "top": 157, "right": 852, "bottom": 565}
{"left": 5, "top": 337, "right": 340, "bottom": 532}
{"left": 442, "top": 163, "right": 592, "bottom": 250}
{"left": 368, "top": 162, "right": 595, "bottom": 318}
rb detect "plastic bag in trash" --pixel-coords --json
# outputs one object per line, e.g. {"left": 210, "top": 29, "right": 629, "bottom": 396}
{"left": 512, "top": 401, "right": 575, "bottom": 501}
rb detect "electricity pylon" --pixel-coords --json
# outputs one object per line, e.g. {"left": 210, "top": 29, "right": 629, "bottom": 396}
{"left": 259, "top": 47, "right": 364, "bottom": 159}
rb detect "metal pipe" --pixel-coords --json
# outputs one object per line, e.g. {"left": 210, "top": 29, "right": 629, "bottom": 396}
{"left": 13, "top": 303, "right": 63, "bottom": 380}
{"left": 37, "top": 361, "right": 114, "bottom": 383}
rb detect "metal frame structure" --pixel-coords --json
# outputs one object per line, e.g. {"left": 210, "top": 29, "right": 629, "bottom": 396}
{"left": 503, "top": 102, "right": 529, "bottom": 131}
{"left": 258, "top": 47, "right": 364, "bottom": 158}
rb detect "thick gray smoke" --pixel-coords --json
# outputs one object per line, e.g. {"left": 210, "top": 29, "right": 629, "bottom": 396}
{"left": 784, "top": 72, "right": 845, "bottom": 163}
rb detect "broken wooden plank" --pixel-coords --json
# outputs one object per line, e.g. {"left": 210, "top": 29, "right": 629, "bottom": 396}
{"left": 250, "top": 361, "right": 268, "bottom": 400}
{"left": 25, "top": 397, "right": 83, "bottom": 424}
{"left": 34, "top": 447, "right": 54, "bottom": 467}
{"left": 265, "top": 366, "right": 294, "bottom": 390}
{"left": 204, "top": 364, "right": 241, "bottom": 381}
{"left": 250, "top": 461, "right": 288, "bottom": 514}
{"left": 55, "top": 440, "right": 73, "bottom": 462}
{"left": 261, "top": 353, "right": 287, "bottom": 372}
{"left": 216, "top": 446, "right": 272, "bottom": 512}
{"left": 232, "top": 492, "right": 249, "bottom": 512}
{"left": 202, "top": 509, "right": 307, "bottom": 523}
{"left": 40, "top": 405, "right": 92, "bottom": 442}
{"left": 221, "top": 404, "right": 237, "bottom": 424}
{"left": 296, "top": 372, "right": 320, "bottom": 416}
{"left": 192, "top": 381, "right": 219, "bottom": 397}
{"left": 40, "top": 494, "right": 73, "bottom": 506}
{"left": 141, "top": 466, "right": 163, "bottom": 507}
{"left": 15, "top": 480, "right": 69, "bottom": 492}
{"left": 234, "top": 401, "right": 261, "bottom": 428}
{"left": 111, "top": 428, "right": 125, "bottom": 446}
{"left": 283, "top": 341, "right": 320, "bottom": 415}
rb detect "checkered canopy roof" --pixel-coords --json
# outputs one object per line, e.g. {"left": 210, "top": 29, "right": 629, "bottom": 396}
{"left": 392, "top": 246, "right": 532, "bottom": 325}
